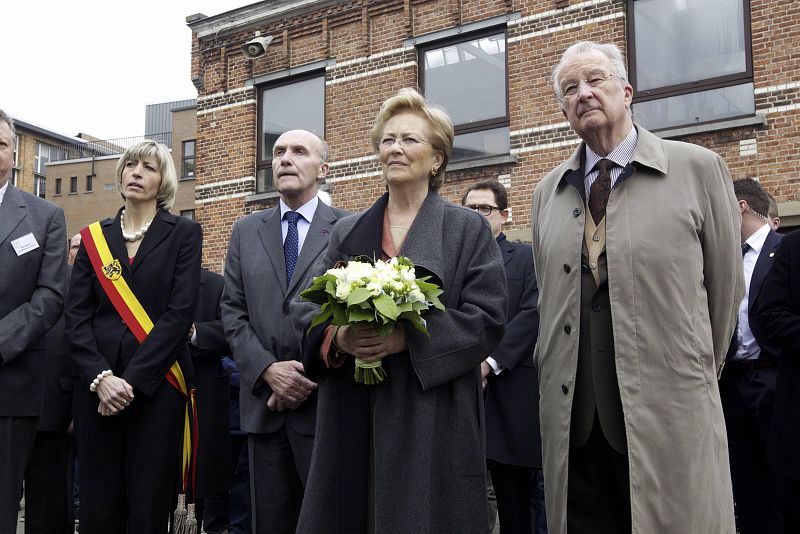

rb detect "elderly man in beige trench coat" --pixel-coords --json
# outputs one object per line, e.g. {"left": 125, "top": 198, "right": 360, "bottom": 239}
{"left": 532, "top": 41, "right": 744, "bottom": 534}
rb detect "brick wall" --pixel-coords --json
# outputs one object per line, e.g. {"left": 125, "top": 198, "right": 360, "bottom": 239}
{"left": 192, "top": 0, "right": 800, "bottom": 272}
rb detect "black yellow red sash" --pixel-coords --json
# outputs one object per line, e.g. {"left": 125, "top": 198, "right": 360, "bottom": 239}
{"left": 80, "top": 220, "right": 197, "bottom": 495}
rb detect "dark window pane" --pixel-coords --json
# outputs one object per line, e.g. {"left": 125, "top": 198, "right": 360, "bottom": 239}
{"left": 86, "top": 175, "right": 93, "bottom": 192}
{"left": 70, "top": 177, "right": 78, "bottom": 193}
{"left": 259, "top": 76, "right": 325, "bottom": 191}
{"left": 633, "top": 83, "right": 754, "bottom": 131}
{"left": 55, "top": 178, "right": 62, "bottom": 195}
{"left": 451, "top": 127, "right": 510, "bottom": 162}
{"left": 633, "top": 0, "right": 746, "bottom": 91}
{"left": 424, "top": 33, "right": 506, "bottom": 125}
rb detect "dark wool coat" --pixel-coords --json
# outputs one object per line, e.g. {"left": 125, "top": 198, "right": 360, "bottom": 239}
{"left": 295, "top": 191, "right": 507, "bottom": 534}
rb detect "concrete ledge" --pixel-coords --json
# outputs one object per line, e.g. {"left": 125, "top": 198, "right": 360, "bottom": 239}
{"left": 447, "top": 154, "right": 518, "bottom": 173}
{"left": 654, "top": 115, "right": 767, "bottom": 140}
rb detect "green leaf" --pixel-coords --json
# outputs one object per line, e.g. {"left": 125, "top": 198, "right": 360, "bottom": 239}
{"left": 372, "top": 293, "right": 399, "bottom": 321}
{"left": 307, "top": 302, "right": 333, "bottom": 334}
{"left": 347, "top": 287, "right": 372, "bottom": 306}
{"left": 400, "top": 311, "right": 430, "bottom": 336}
{"left": 332, "top": 302, "right": 348, "bottom": 325}
{"left": 347, "top": 308, "right": 375, "bottom": 322}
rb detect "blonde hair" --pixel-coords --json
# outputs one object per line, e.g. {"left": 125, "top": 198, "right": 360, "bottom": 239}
{"left": 115, "top": 140, "right": 178, "bottom": 209}
{"left": 370, "top": 88, "right": 454, "bottom": 190}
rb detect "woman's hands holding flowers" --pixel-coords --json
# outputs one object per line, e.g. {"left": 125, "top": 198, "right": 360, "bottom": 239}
{"left": 336, "top": 323, "right": 407, "bottom": 363}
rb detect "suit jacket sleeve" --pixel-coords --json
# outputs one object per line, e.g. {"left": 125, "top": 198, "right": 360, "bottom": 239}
{"left": 194, "top": 276, "right": 230, "bottom": 358}
{"left": 753, "top": 233, "right": 800, "bottom": 354}
{"left": 221, "top": 220, "right": 277, "bottom": 395}
{"left": 701, "top": 155, "right": 744, "bottom": 370}
{"left": 0, "top": 204, "right": 66, "bottom": 363}
{"left": 121, "top": 222, "right": 202, "bottom": 394}
{"left": 492, "top": 245, "right": 539, "bottom": 372}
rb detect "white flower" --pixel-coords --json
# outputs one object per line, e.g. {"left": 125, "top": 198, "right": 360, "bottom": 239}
{"left": 366, "top": 281, "right": 383, "bottom": 297}
{"left": 335, "top": 281, "right": 352, "bottom": 300}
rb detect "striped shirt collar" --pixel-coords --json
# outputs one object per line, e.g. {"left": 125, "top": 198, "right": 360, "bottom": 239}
{"left": 584, "top": 125, "right": 638, "bottom": 177}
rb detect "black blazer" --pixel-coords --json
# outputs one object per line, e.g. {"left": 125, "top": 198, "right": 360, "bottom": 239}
{"left": 66, "top": 209, "right": 202, "bottom": 396}
{"left": 192, "top": 269, "right": 233, "bottom": 498}
{"left": 725, "top": 228, "right": 783, "bottom": 361}
{"left": 484, "top": 234, "right": 542, "bottom": 468}
{"left": 753, "top": 229, "right": 800, "bottom": 478}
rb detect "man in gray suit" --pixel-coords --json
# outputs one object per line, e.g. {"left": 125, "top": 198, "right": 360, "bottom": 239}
{"left": 222, "top": 129, "right": 348, "bottom": 534}
{"left": 0, "top": 108, "right": 67, "bottom": 531}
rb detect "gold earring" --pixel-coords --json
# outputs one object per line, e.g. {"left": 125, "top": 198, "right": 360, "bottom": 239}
{"left": 431, "top": 167, "right": 438, "bottom": 177}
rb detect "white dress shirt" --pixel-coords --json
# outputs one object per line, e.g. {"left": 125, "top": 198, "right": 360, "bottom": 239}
{"left": 0, "top": 180, "right": 9, "bottom": 207}
{"left": 279, "top": 195, "right": 318, "bottom": 252}
{"left": 735, "top": 222, "right": 771, "bottom": 361}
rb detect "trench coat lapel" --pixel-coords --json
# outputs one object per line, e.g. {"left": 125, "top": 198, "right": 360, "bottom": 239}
{"left": 258, "top": 207, "right": 288, "bottom": 295}
{"left": 0, "top": 184, "right": 26, "bottom": 246}
{"left": 287, "top": 202, "right": 336, "bottom": 296}
{"left": 748, "top": 229, "right": 782, "bottom": 313}
{"left": 130, "top": 209, "right": 175, "bottom": 271}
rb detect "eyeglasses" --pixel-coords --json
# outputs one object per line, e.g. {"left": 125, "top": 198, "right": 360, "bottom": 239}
{"left": 466, "top": 204, "right": 501, "bottom": 216}
{"left": 379, "top": 136, "right": 431, "bottom": 149}
{"left": 559, "top": 73, "right": 617, "bottom": 100}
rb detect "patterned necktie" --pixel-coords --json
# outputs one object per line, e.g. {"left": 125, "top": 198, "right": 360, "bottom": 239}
{"left": 588, "top": 158, "right": 615, "bottom": 224}
{"left": 284, "top": 211, "right": 301, "bottom": 285}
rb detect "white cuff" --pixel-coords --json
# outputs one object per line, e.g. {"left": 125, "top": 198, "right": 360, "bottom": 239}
{"left": 486, "top": 356, "right": 503, "bottom": 375}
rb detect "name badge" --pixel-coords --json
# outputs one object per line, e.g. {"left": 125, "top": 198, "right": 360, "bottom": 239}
{"left": 11, "top": 232, "right": 40, "bottom": 256}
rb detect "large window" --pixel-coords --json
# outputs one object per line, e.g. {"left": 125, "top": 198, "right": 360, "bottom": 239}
{"left": 34, "top": 141, "right": 69, "bottom": 175}
{"left": 421, "top": 30, "right": 509, "bottom": 162}
{"left": 182, "top": 140, "right": 196, "bottom": 179}
{"left": 257, "top": 74, "right": 325, "bottom": 192}
{"left": 628, "top": 0, "right": 753, "bottom": 131}
{"left": 11, "top": 135, "right": 19, "bottom": 186}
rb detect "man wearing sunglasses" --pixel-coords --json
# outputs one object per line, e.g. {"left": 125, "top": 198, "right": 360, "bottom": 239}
{"left": 462, "top": 180, "right": 543, "bottom": 534}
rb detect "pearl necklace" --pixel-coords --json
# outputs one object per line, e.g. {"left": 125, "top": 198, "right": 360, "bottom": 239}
{"left": 120, "top": 210, "right": 154, "bottom": 242}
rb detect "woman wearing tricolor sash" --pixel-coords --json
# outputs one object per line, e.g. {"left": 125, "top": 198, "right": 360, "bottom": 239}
{"left": 65, "top": 140, "right": 202, "bottom": 534}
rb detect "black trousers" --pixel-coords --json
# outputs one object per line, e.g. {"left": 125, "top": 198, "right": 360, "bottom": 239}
{"left": 567, "top": 416, "right": 630, "bottom": 534}
{"left": 720, "top": 368, "right": 782, "bottom": 534}
{"left": 0, "top": 416, "right": 37, "bottom": 534}
{"left": 24, "top": 429, "right": 74, "bottom": 534}
{"left": 73, "top": 379, "right": 185, "bottom": 534}
{"left": 248, "top": 426, "right": 313, "bottom": 534}
{"left": 487, "top": 459, "right": 533, "bottom": 534}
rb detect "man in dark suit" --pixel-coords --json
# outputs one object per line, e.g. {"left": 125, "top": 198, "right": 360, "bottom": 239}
{"left": 753, "top": 228, "right": 800, "bottom": 531}
{"left": 0, "top": 108, "right": 67, "bottom": 531}
{"left": 190, "top": 268, "right": 232, "bottom": 531}
{"left": 463, "top": 180, "right": 543, "bottom": 534}
{"left": 222, "top": 130, "right": 348, "bottom": 534}
{"left": 23, "top": 258, "right": 74, "bottom": 534}
{"left": 720, "top": 178, "right": 783, "bottom": 534}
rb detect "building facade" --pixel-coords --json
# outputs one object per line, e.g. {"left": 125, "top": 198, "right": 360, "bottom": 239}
{"left": 48, "top": 104, "right": 198, "bottom": 239}
{"left": 188, "top": 0, "right": 800, "bottom": 272}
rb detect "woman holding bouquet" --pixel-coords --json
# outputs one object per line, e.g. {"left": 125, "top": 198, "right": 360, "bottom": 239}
{"left": 65, "top": 140, "right": 201, "bottom": 533}
{"left": 296, "top": 88, "right": 507, "bottom": 533}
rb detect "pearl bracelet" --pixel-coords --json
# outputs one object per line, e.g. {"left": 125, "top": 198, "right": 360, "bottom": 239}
{"left": 89, "top": 370, "right": 113, "bottom": 392}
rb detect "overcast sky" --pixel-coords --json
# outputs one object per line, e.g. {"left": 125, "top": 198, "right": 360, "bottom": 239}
{"left": 2, "top": 0, "right": 253, "bottom": 141}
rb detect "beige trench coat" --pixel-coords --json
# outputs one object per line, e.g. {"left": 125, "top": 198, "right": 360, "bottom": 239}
{"left": 532, "top": 126, "right": 743, "bottom": 534}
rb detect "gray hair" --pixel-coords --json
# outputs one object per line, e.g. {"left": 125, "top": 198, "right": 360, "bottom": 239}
{"left": 0, "top": 109, "right": 16, "bottom": 137}
{"left": 552, "top": 41, "right": 629, "bottom": 102}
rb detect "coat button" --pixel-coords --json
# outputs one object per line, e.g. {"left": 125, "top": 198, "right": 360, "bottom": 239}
{"left": 592, "top": 303, "right": 601, "bottom": 312}
{"left": 573, "top": 208, "right": 581, "bottom": 217}
{"left": 563, "top": 324, "right": 571, "bottom": 334}
{"left": 592, "top": 234, "right": 600, "bottom": 242}
{"left": 581, "top": 264, "right": 589, "bottom": 273}
{"left": 121, "top": 320, "right": 126, "bottom": 326}
{"left": 563, "top": 264, "right": 571, "bottom": 273}
{"left": 562, "top": 384, "right": 569, "bottom": 394}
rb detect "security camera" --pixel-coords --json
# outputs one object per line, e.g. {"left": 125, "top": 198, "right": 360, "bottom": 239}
{"left": 242, "top": 33, "right": 273, "bottom": 59}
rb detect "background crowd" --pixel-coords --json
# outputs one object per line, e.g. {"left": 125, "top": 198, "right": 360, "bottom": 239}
{"left": 1, "top": 39, "right": 799, "bottom": 534}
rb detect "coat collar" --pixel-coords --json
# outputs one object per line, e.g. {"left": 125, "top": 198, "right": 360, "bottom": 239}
{"left": 0, "top": 183, "right": 26, "bottom": 246}
{"left": 748, "top": 228, "right": 783, "bottom": 312}
{"left": 103, "top": 207, "right": 177, "bottom": 272}
{"left": 496, "top": 232, "right": 514, "bottom": 265}
{"left": 555, "top": 124, "right": 669, "bottom": 202}
{"left": 340, "top": 189, "right": 446, "bottom": 286}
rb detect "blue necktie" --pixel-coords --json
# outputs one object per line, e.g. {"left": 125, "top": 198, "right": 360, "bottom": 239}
{"left": 284, "top": 211, "right": 301, "bottom": 285}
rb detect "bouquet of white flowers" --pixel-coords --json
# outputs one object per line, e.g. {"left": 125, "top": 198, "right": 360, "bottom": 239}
{"left": 300, "top": 256, "right": 445, "bottom": 385}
